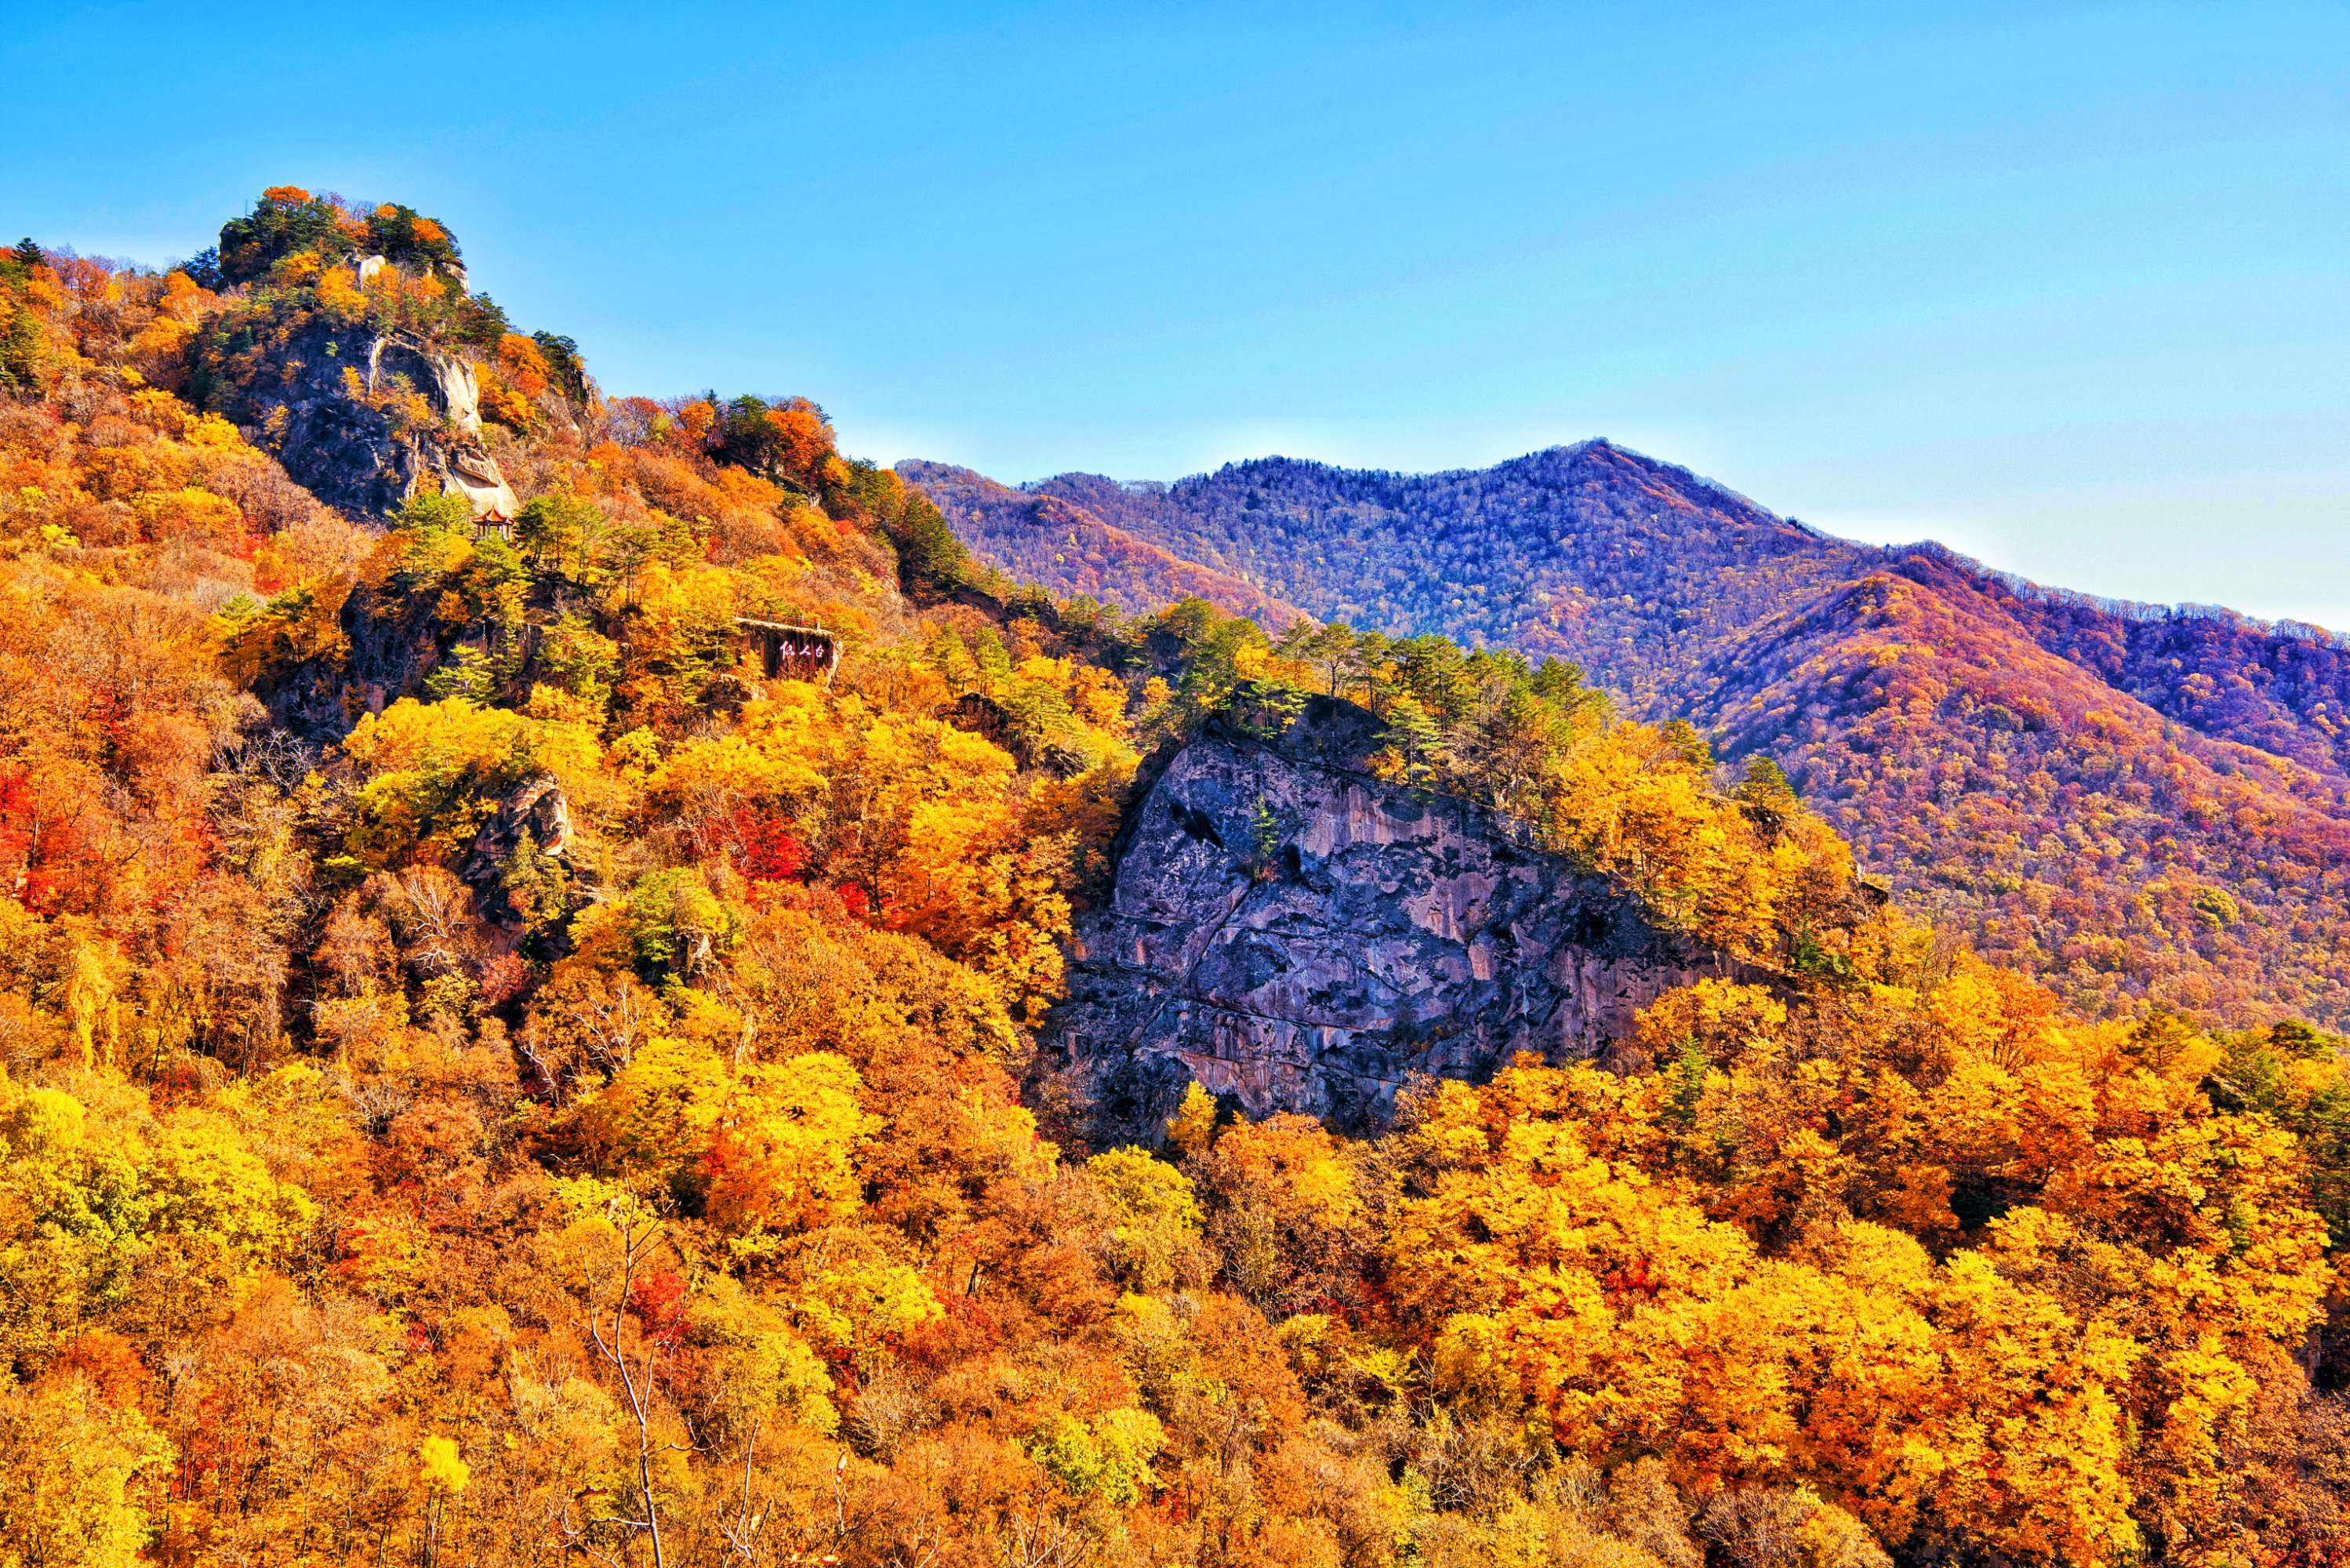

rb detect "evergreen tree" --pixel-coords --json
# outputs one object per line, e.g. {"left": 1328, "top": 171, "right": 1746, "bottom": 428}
{"left": 1377, "top": 693, "right": 1444, "bottom": 789}
{"left": 1666, "top": 1033, "right": 1710, "bottom": 1125}
{"left": 0, "top": 306, "right": 39, "bottom": 393}
{"left": 1248, "top": 795, "right": 1283, "bottom": 875}
{"left": 1735, "top": 755, "right": 1800, "bottom": 834}
{"left": 499, "top": 829, "right": 572, "bottom": 935}
{"left": 531, "top": 331, "right": 590, "bottom": 403}
{"left": 886, "top": 492, "right": 975, "bottom": 592}
{"left": 215, "top": 188, "right": 350, "bottom": 282}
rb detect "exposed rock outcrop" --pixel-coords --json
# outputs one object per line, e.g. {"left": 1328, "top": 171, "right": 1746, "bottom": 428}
{"left": 463, "top": 775, "right": 576, "bottom": 926}
{"left": 939, "top": 692, "right": 1086, "bottom": 777}
{"left": 235, "top": 316, "right": 518, "bottom": 521}
{"left": 1047, "top": 698, "right": 1745, "bottom": 1134}
{"left": 250, "top": 589, "right": 519, "bottom": 742}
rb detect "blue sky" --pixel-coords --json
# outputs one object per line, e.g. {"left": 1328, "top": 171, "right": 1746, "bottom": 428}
{"left": 8, "top": 2, "right": 2347, "bottom": 625}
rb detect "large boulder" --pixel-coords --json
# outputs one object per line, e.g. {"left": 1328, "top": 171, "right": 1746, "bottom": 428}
{"left": 1046, "top": 697, "right": 1745, "bottom": 1134}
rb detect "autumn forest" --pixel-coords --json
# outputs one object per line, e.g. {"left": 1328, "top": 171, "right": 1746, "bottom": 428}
{"left": 3, "top": 187, "right": 2348, "bottom": 1568}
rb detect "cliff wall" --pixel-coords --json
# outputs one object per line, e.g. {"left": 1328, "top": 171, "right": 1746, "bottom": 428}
{"left": 1049, "top": 699, "right": 1740, "bottom": 1133}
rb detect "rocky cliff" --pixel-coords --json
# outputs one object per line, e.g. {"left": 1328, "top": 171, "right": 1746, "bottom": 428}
{"left": 1048, "top": 697, "right": 1742, "bottom": 1134}
{"left": 227, "top": 310, "right": 518, "bottom": 522}
{"left": 921, "top": 444, "right": 2350, "bottom": 1029}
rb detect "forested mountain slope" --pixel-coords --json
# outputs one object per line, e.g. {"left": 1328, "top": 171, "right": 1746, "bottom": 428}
{"left": 907, "top": 442, "right": 2350, "bottom": 1025}
{"left": 899, "top": 459, "right": 1306, "bottom": 626}
{"left": 3, "top": 191, "right": 2350, "bottom": 1567}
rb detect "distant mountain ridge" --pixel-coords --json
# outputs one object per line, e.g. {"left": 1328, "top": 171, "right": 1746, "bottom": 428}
{"left": 905, "top": 440, "right": 2350, "bottom": 1025}
{"left": 896, "top": 459, "right": 1307, "bottom": 627}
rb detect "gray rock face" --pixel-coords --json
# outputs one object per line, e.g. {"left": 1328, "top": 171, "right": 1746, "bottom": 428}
{"left": 1048, "top": 699, "right": 1741, "bottom": 1134}
{"left": 242, "top": 317, "right": 518, "bottom": 521}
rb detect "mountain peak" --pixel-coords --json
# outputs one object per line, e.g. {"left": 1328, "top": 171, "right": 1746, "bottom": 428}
{"left": 910, "top": 438, "right": 2350, "bottom": 1029}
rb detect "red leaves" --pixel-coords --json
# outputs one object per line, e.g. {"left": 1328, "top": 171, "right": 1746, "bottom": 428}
{"left": 761, "top": 398, "right": 837, "bottom": 488}
{"left": 0, "top": 767, "right": 35, "bottom": 887}
{"left": 476, "top": 950, "right": 530, "bottom": 1008}
{"left": 0, "top": 764, "right": 89, "bottom": 916}
{"left": 725, "top": 808, "right": 806, "bottom": 884}
{"left": 627, "top": 1267, "right": 689, "bottom": 1347}
{"left": 1600, "top": 1255, "right": 1662, "bottom": 1300}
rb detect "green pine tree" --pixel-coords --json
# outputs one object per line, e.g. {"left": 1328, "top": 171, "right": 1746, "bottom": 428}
{"left": 1248, "top": 796, "right": 1283, "bottom": 878}
{"left": 1378, "top": 694, "right": 1444, "bottom": 789}
{"left": 499, "top": 829, "right": 572, "bottom": 932}
{"left": 0, "top": 306, "right": 40, "bottom": 393}
{"left": 1666, "top": 1035, "right": 1710, "bottom": 1127}
{"left": 1735, "top": 755, "right": 1799, "bottom": 834}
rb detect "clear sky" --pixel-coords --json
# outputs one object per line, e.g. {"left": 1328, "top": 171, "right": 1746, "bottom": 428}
{"left": 7, "top": 2, "right": 2346, "bottom": 625}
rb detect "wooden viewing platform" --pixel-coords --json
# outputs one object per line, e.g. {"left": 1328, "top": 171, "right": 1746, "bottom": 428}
{"left": 735, "top": 618, "right": 841, "bottom": 684}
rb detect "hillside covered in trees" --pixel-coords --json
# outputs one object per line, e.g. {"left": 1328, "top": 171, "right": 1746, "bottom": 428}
{"left": 2, "top": 191, "right": 2349, "bottom": 1568}
{"left": 909, "top": 445, "right": 2350, "bottom": 1029}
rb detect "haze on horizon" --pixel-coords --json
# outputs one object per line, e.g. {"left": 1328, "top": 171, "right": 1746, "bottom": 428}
{"left": 8, "top": 2, "right": 2345, "bottom": 626}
